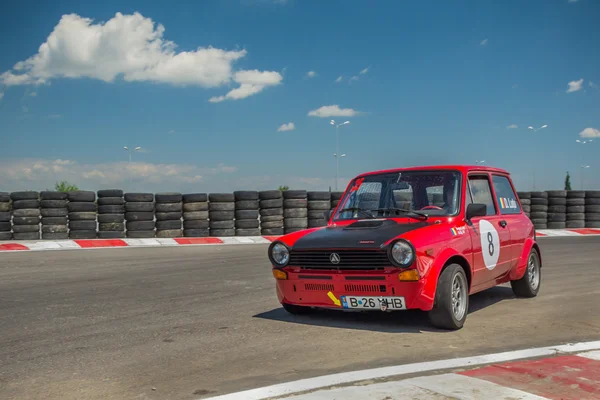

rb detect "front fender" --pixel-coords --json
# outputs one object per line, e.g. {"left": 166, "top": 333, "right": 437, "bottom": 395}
{"left": 509, "top": 238, "right": 540, "bottom": 281}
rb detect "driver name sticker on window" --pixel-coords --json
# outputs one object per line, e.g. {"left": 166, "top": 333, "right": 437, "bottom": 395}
{"left": 479, "top": 219, "right": 500, "bottom": 270}
{"left": 499, "top": 197, "right": 518, "bottom": 209}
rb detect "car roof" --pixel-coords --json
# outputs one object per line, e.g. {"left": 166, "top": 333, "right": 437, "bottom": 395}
{"left": 356, "top": 164, "right": 510, "bottom": 178}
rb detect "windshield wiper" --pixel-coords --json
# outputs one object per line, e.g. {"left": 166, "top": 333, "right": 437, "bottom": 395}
{"left": 337, "top": 207, "right": 377, "bottom": 219}
{"left": 373, "top": 208, "right": 428, "bottom": 220}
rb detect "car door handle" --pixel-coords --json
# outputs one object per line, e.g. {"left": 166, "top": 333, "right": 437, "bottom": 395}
{"left": 499, "top": 220, "right": 507, "bottom": 228}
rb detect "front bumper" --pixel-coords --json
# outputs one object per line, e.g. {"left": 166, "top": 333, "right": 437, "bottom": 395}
{"left": 274, "top": 267, "right": 432, "bottom": 311}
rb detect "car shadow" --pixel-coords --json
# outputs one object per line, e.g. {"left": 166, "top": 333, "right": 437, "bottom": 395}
{"left": 253, "top": 286, "right": 516, "bottom": 333}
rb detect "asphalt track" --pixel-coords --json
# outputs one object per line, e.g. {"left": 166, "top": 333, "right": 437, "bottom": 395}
{"left": 1, "top": 237, "right": 599, "bottom": 400}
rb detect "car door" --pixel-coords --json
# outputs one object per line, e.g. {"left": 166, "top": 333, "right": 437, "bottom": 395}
{"left": 490, "top": 173, "right": 525, "bottom": 270}
{"left": 466, "top": 173, "right": 513, "bottom": 290}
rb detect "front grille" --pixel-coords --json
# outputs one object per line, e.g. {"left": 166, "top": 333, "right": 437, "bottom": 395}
{"left": 289, "top": 249, "right": 391, "bottom": 270}
{"left": 344, "top": 284, "right": 381, "bottom": 293}
{"left": 304, "top": 283, "right": 335, "bottom": 291}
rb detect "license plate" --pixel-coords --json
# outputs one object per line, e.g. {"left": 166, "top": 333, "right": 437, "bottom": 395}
{"left": 340, "top": 296, "right": 406, "bottom": 310}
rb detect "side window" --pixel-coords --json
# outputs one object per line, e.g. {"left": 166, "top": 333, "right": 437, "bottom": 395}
{"left": 468, "top": 175, "right": 497, "bottom": 216}
{"left": 492, "top": 175, "right": 521, "bottom": 215}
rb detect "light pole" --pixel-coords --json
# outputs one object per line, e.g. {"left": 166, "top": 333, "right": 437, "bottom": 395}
{"left": 330, "top": 120, "right": 350, "bottom": 190}
{"left": 580, "top": 165, "right": 590, "bottom": 190}
{"left": 124, "top": 146, "right": 141, "bottom": 164}
{"left": 527, "top": 124, "right": 548, "bottom": 189}
{"left": 475, "top": 160, "right": 485, "bottom": 165}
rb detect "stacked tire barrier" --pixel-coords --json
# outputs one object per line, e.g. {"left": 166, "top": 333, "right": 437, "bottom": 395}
{"left": 331, "top": 192, "right": 343, "bottom": 210}
{"left": 234, "top": 191, "right": 260, "bottom": 237}
{"left": 208, "top": 193, "right": 235, "bottom": 237}
{"left": 155, "top": 193, "right": 183, "bottom": 238}
{"left": 307, "top": 191, "right": 331, "bottom": 228}
{"left": 517, "top": 192, "right": 531, "bottom": 218}
{"left": 0, "top": 192, "right": 12, "bottom": 240}
{"left": 97, "top": 189, "right": 125, "bottom": 239}
{"left": 565, "top": 190, "right": 586, "bottom": 229}
{"left": 529, "top": 191, "right": 548, "bottom": 229}
{"left": 546, "top": 190, "right": 567, "bottom": 230}
{"left": 40, "top": 191, "right": 69, "bottom": 240}
{"left": 124, "top": 193, "right": 155, "bottom": 238}
{"left": 67, "top": 191, "right": 97, "bottom": 239}
{"left": 283, "top": 190, "right": 308, "bottom": 234}
{"left": 182, "top": 193, "right": 209, "bottom": 237}
{"left": 585, "top": 191, "right": 600, "bottom": 228}
{"left": 11, "top": 191, "right": 40, "bottom": 240}
{"left": 259, "top": 190, "right": 284, "bottom": 236}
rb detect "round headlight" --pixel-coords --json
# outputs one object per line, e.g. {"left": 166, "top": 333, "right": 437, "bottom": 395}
{"left": 390, "top": 240, "right": 415, "bottom": 266}
{"left": 270, "top": 242, "right": 290, "bottom": 266}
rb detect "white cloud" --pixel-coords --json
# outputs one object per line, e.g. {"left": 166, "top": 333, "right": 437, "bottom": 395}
{"left": 590, "top": 81, "right": 598, "bottom": 89}
{"left": 277, "top": 122, "right": 295, "bottom": 132}
{"left": 512, "top": 84, "right": 519, "bottom": 89}
{"left": 567, "top": 78, "right": 584, "bottom": 93}
{"left": 349, "top": 76, "right": 359, "bottom": 82}
{"left": 1, "top": 12, "right": 280, "bottom": 102}
{"left": 579, "top": 127, "right": 600, "bottom": 138}
{"left": 168, "top": 129, "right": 175, "bottom": 134}
{"left": 335, "top": 76, "right": 343, "bottom": 83}
{"left": 480, "top": 39, "right": 488, "bottom": 46}
{"left": 28, "top": 91, "right": 37, "bottom": 97}
{"left": 306, "top": 70, "right": 317, "bottom": 78}
{"left": 507, "top": 124, "right": 518, "bottom": 129}
{"left": 208, "top": 69, "right": 282, "bottom": 102}
{"left": 48, "top": 114, "right": 62, "bottom": 119}
{"left": 360, "top": 67, "right": 369, "bottom": 75}
{"left": 308, "top": 105, "right": 362, "bottom": 118}
{"left": 568, "top": 0, "right": 579, "bottom": 3}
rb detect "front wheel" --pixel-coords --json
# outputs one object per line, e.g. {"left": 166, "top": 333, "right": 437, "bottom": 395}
{"left": 511, "top": 248, "right": 541, "bottom": 298}
{"left": 428, "top": 264, "right": 469, "bottom": 330}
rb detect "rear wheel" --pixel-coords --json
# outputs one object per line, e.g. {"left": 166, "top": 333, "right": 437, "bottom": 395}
{"left": 428, "top": 264, "right": 469, "bottom": 330}
{"left": 511, "top": 248, "right": 541, "bottom": 298}
{"left": 282, "top": 302, "right": 312, "bottom": 315}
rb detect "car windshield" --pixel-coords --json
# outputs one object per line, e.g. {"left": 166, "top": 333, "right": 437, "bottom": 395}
{"left": 334, "top": 170, "right": 462, "bottom": 220}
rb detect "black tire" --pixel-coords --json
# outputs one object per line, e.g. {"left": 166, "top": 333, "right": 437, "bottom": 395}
{"left": 331, "top": 192, "right": 344, "bottom": 200}
{"left": 156, "top": 220, "right": 182, "bottom": 230}
{"left": 183, "top": 229, "right": 209, "bottom": 237}
{"left": 183, "top": 202, "right": 208, "bottom": 212}
{"left": 155, "top": 212, "right": 182, "bottom": 221}
{"left": 531, "top": 219, "right": 547, "bottom": 225}
{"left": 40, "top": 191, "right": 68, "bottom": 200}
{"left": 41, "top": 200, "right": 68, "bottom": 208}
{"left": 567, "top": 198, "right": 585, "bottom": 206}
{"left": 0, "top": 192, "right": 9, "bottom": 202}
{"left": 547, "top": 205, "right": 566, "bottom": 213}
{"left": 99, "top": 222, "right": 125, "bottom": 231}
{"left": 97, "top": 189, "right": 124, "bottom": 198}
{"left": 284, "top": 227, "right": 305, "bottom": 234}
{"left": 586, "top": 213, "right": 600, "bottom": 221}
{"left": 210, "top": 220, "right": 235, "bottom": 229}
{"left": 69, "top": 230, "right": 97, "bottom": 239}
{"left": 566, "top": 213, "right": 585, "bottom": 221}
{"left": 284, "top": 218, "right": 308, "bottom": 228}
{"left": 234, "top": 191, "right": 259, "bottom": 201}
{"left": 125, "top": 202, "right": 154, "bottom": 212}
{"left": 547, "top": 222, "right": 566, "bottom": 229}
{"left": 567, "top": 190, "right": 586, "bottom": 199}
{"left": 124, "top": 193, "right": 154, "bottom": 202}
{"left": 235, "top": 219, "right": 259, "bottom": 229}
{"left": 126, "top": 221, "right": 155, "bottom": 231}
{"left": 13, "top": 217, "right": 40, "bottom": 225}
{"left": 585, "top": 205, "right": 600, "bottom": 213}
{"left": 67, "top": 191, "right": 95, "bottom": 202}
{"left": 427, "top": 264, "right": 469, "bottom": 330}
{"left": 0, "top": 231, "right": 12, "bottom": 240}
{"left": 260, "top": 199, "right": 283, "bottom": 208}
{"left": 547, "top": 198, "right": 567, "bottom": 206}
{"left": 97, "top": 231, "right": 126, "bottom": 239}
{"left": 585, "top": 221, "right": 600, "bottom": 228}
{"left": 586, "top": 199, "right": 600, "bottom": 206}
{"left": 308, "top": 219, "right": 327, "bottom": 228}
{"left": 284, "top": 208, "right": 308, "bottom": 218}
{"left": 529, "top": 212, "right": 547, "bottom": 220}
{"left": 0, "top": 203, "right": 10, "bottom": 212}
{"left": 98, "top": 197, "right": 125, "bottom": 206}
{"left": 260, "top": 215, "right": 284, "bottom": 222}
{"left": 13, "top": 209, "right": 41, "bottom": 218}
{"left": 208, "top": 193, "right": 235, "bottom": 202}
{"left": 209, "top": 228, "right": 235, "bottom": 236}
{"left": 209, "top": 202, "right": 235, "bottom": 211}
{"left": 13, "top": 200, "right": 40, "bottom": 209}
{"left": 69, "top": 220, "right": 96, "bottom": 230}
{"left": 260, "top": 208, "right": 283, "bottom": 216}
{"left": 126, "top": 231, "right": 155, "bottom": 238}
{"left": 183, "top": 193, "right": 208, "bottom": 203}
{"left": 511, "top": 248, "right": 541, "bottom": 297}
{"left": 0, "top": 222, "right": 11, "bottom": 231}
{"left": 284, "top": 199, "right": 308, "bottom": 209}
{"left": 262, "top": 228, "right": 284, "bottom": 235}
{"left": 530, "top": 198, "right": 548, "bottom": 206}
{"left": 10, "top": 191, "right": 39, "bottom": 201}
{"left": 0, "top": 212, "right": 10, "bottom": 222}
{"left": 566, "top": 220, "right": 585, "bottom": 228}
{"left": 517, "top": 192, "right": 531, "bottom": 199}
{"left": 307, "top": 200, "right": 330, "bottom": 210}
{"left": 260, "top": 220, "right": 283, "bottom": 229}
{"left": 283, "top": 190, "right": 307, "bottom": 199}
{"left": 567, "top": 206, "right": 585, "bottom": 213}
{"left": 546, "top": 190, "right": 567, "bottom": 198}
{"left": 183, "top": 211, "right": 209, "bottom": 220}
{"left": 13, "top": 232, "right": 40, "bottom": 240}
{"left": 183, "top": 220, "right": 209, "bottom": 229}
{"left": 156, "top": 229, "right": 183, "bottom": 238}
{"left": 42, "top": 217, "right": 68, "bottom": 225}
{"left": 98, "top": 214, "right": 125, "bottom": 223}
{"left": 42, "top": 225, "right": 68, "bottom": 233}
{"left": 530, "top": 191, "right": 548, "bottom": 199}
{"left": 209, "top": 211, "right": 235, "bottom": 221}
{"left": 155, "top": 192, "right": 182, "bottom": 203}
{"left": 125, "top": 212, "right": 154, "bottom": 221}
{"left": 522, "top": 205, "right": 531, "bottom": 213}
{"left": 259, "top": 190, "right": 282, "bottom": 200}
{"left": 41, "top": 208, "right": 66, "bottom": 217}
{"left": 98, "top": 205, "right": 126, "bottom": 214}
{"left": 547, "top": 213, "right": 566, "bottom": 222}
{"left": 530, "top": 205, "right": 548, "bottom": 212}
{"left": 235, "top": 228, "right": 261, "bottom": 236}
{"left": 68, "top": 202, "right": 96, "bottom": 212}
{"left": 235, "top": 210, "right": 259, "bottom": 220}
{"left": 13, "top": 225, "right": 40, "bottom": 233}
{"left": 307, "top": 191, "right": 331, "bottom": 201}
{"left": 520, "top": 199, "right": 531, "bottom": 206}
{"left": 235, "top": 200, "right": 259, "bottom": 210}
{"left": 68, "top": 212, "right": 97, "bottom": 221}
{"left": 586, "top": 190, "right": 600, "bottom": 198}
{"left": 155, "top": 203, "right": 182, "bottom": 212}
{"left": 42, "top": 232, "right": 69, "bottom": 240}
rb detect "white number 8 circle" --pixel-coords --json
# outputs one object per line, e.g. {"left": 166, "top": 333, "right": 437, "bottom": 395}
{"left": 479, "top": 219, "right": 500, "bottom": 270}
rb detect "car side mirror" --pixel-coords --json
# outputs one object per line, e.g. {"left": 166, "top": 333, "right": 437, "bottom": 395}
{"left": 466, "top": 203, "right": 487, "bottom": 220}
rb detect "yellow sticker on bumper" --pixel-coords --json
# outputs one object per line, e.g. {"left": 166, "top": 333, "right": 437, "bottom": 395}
{"left": 327, "top": 291, "right": 341, "bottom": 306}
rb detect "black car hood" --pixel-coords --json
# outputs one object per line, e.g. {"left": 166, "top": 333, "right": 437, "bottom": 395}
{"left": 291, "top": 219, "right": 428, "bottom": 250}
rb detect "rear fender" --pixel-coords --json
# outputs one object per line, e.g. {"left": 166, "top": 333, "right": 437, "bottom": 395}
{"left": 509, "top": 238, "right": 541, "bottom": 281}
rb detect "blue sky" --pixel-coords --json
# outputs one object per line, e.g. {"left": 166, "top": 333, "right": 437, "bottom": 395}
{"left": 1, "top": 0, "right": 599, "bottom": 193}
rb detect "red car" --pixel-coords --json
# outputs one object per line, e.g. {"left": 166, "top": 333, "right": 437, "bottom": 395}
{"left": 268, "top": 165, "right": 542, "bottom": 330}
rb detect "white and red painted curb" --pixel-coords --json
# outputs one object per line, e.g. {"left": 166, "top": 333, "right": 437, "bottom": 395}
{"left": 0, "top": 228, "right": 599, "bottom": 253}
{"left": 202, "top": 340, "right": 600, "bottom": 400}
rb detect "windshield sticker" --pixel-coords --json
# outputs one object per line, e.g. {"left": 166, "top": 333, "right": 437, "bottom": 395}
{"left": 350, "top": 177, "right": 364, "bottom": 192}
{"left": 450, "top": 226, "right": 466, "bottom": 236}
{"left": 499, "top": 197, "right": 518, "bottom": 209}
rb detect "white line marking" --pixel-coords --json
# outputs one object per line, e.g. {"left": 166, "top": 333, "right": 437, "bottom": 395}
{"left": 122, "top": 238, "right": 161, "bottom": 247}
{"left": 577, "top": 350, "right": 600, "bottom": 361}
{"left": 56, "top": 240, "right": 81, "bottom": 249}
{"left": 156, "top": 238, "right": 177, "bottom": 246}
{"left": 26, "top": 241, "right": 62, "bottom": 250}
{"left": 202, "top": 340, "right": 600, "bottom": 400}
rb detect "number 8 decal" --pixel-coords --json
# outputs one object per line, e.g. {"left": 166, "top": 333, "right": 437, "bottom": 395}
{"left": 480, "top": 219, "right": 500, "bottom": 270}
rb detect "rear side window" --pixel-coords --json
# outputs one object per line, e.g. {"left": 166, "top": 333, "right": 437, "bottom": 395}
{"left": 467, "top": 175, "right": 497, "bottom": 216}
{"left": 492, "top": 175, "right": 521, "bottom": 215}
